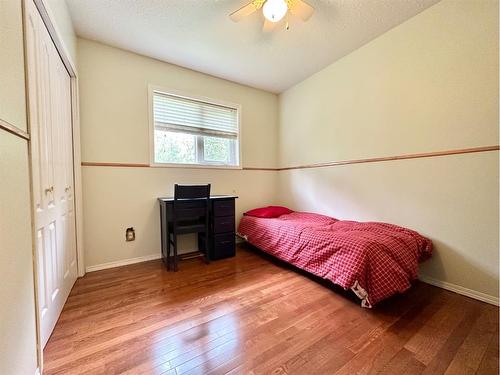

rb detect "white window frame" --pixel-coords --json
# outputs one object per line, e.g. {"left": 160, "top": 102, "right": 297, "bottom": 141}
{"left": 148, "top": 85, "right": 242, "bottom": 169}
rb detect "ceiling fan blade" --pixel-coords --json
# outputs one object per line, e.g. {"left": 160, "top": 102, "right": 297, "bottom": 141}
{"left": 262, "top": 18, "right": 277, "bottom": 32}
{"left": 230, "top": 2, "right": 258, "bottom": 22}
{"left": 289, "top": 0, "right": 314, "bottom": 22}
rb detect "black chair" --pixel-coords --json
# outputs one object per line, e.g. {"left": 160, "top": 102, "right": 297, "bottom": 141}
{"left": 167, "top": 184, "right": 211, "bottom": 271}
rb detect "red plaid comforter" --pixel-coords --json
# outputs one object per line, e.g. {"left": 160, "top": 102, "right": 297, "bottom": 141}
{"left": 237, "top": 212, "right": 432, "bottom": 307}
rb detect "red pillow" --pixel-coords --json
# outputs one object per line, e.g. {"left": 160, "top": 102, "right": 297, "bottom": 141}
{"left": 244, "top": 206, "right": 294, "bottom": 218}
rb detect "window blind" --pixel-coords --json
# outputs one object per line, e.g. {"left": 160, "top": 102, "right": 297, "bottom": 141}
{"left": 153, "top": 91, "right": 238, "bottom": 139}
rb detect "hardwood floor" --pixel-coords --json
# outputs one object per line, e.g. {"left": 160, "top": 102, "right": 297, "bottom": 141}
{"left": 44, "top": 245, "right": 499, "bottom": 375}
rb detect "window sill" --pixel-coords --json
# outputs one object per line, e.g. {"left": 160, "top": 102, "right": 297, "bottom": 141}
{"left": 150, "top": 162, "right": 243, "bottom": 170}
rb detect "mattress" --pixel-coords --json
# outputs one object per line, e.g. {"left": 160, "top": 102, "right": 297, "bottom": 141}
{"left": 237, "top": 212, "right": 432, "bottom": 307}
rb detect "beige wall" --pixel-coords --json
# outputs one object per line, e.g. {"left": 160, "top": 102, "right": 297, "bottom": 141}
{"left": 0, "top": 0, "right": 27, "bottom": 131}
{"left": 0, "top": 132, "right": 37, "bottom": 375}
{"left": 77, "top": 38, "right": 279, "bottom": 268}
{"left": 278, "top": 0, "right": 499, "bottom": 300}
{"left": 0, "top": 1, "right": 38, "bottom": 373}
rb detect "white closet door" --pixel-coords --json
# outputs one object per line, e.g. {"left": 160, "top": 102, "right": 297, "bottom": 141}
{"left": 25, "top": 0, "right": 78, "bottom": 348}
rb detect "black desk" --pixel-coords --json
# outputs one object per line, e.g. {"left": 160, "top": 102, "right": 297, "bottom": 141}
{"left": 158, "top": 195, "right": 238, "bottom": 263}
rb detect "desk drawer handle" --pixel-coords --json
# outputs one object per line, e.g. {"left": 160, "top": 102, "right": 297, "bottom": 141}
{"left": 218, "top": 240, "right": 232, "bottom": 245}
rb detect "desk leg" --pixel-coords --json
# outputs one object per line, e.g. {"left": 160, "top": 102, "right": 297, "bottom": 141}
{"left": 166, "top": 220, "right": 171, "bottom": 270}
{"left": 160, "top": 205, "right": 164, "bottom": 262}
{"left": 160, "top": 203, "right": 170, "bottom": 270}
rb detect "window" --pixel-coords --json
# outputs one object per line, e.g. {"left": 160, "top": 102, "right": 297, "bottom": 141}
{"left": 150, "top": 88, "right": 240, "bottom": 167}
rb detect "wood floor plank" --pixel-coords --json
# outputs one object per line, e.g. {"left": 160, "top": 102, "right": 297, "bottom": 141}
{"left": 475, "top": 332, "right": 499, "bottom": 375}
{"left": 404, "top": 294, "right": 468, "bottom": 365}
{"left": 441, "top": 307, "right": 493, "bottom": 375}
{"left": 419, "top": 303, "right": 480, "bottom": 375}
{"left": 43, "top": 246, "right": 499, "bottom": 375}
{"left": 376, "top": 348, "right": 426, "bottom": 375}
{"left": 333, "top": 287, "right": 444, "bottom": 375}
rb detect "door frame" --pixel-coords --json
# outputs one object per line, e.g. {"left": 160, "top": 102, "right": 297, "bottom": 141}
{"left": 23, "top": 0, "right": 85, "bottom": 370}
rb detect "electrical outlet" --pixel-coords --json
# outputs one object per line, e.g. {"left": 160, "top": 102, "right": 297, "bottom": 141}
{"left": 126, "top": 227, "right": 135, "bottom": 241}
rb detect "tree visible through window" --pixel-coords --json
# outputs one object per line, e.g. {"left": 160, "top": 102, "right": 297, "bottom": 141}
{"left": 204, "top": 136, "right": 232, "bottom": 163}
{"left": 155, "top": 130, "right": 195, "bottom": 164}
{"left": 151, "top": 89, "right": 240, "bottom": 167}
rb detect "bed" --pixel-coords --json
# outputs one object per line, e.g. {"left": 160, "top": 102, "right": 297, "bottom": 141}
{"left": 237, "top": 210, "right": 432, "bottom": 307}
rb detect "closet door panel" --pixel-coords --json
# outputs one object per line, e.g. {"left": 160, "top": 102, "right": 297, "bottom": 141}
{"left": 25, "top": 0, "right": 78, "bottom": 348}
{"left": 36, "top": 228, "right": 48, "bottom": 319}
{"left": 39, "top": 34, "right": 56, "bottom": 209}
{"left": 51, "top": 46, "right": 77, "bottom": 286}
{"left": 26, "top": 9, "right": 53, "bottom": 213}
{"left": 47, "top": 221, "right": 60, "bottom": 302}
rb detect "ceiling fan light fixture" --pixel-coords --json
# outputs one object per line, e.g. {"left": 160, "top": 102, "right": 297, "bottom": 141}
{"left": 262, "top": 0, "right": 288, "bottom": 23}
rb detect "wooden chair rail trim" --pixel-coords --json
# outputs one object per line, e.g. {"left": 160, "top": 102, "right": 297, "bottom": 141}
{"left": 81, "top": 161, "right": 279, "bottom": 170}
{"left": 81, "top": 145, "right": 499, "bottom": 171}
{"left": 0, "top": 118, "right": 30, "bottom": 141}
{"left": 242, "top": 167, "right": 280, "bottom": 171}
{"left": 279, "top": 145, "right": 500, "bottom": 171}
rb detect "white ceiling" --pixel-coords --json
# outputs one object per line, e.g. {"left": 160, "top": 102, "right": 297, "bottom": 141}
{"left": 66, "top": 0, "right": 440, "bottom": 93}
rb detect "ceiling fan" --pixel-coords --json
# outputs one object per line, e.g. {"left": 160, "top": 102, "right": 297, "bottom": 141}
{"left": 230, "top": 0, "right": 314, "bottom": 32}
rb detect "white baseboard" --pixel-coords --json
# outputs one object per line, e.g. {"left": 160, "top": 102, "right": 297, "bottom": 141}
{"left": 419, "top": 274, "right": 499, "bottom": 306}
{"left": 86, "top": 253, "right": 162, "bottom": 273}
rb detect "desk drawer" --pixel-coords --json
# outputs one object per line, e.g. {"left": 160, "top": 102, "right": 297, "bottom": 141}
{"left": 213, "top": 216, "right": 235, "bottom": 234}
{"left": 212, "top": 233, "right": 235, "bottom": 260}
{"left": 213, "top": 199, "right": 235, "bottom": 217}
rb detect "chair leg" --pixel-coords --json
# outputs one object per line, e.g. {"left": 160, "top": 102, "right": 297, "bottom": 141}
{"left": 173, "top": 234, "right": 178, "bottom": 272}
{"left": 204, "top": 232, "right": 210, "bottom": 264}
{"left": 166, "top": 233, "right": 170, "bottom": 271}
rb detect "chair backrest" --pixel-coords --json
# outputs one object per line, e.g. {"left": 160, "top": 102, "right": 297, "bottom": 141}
{"left": 174, "top": 184, "right": 211, "bottom": 200}
{"left": 173, "top": 184, "right": 211, "bottom": 223}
